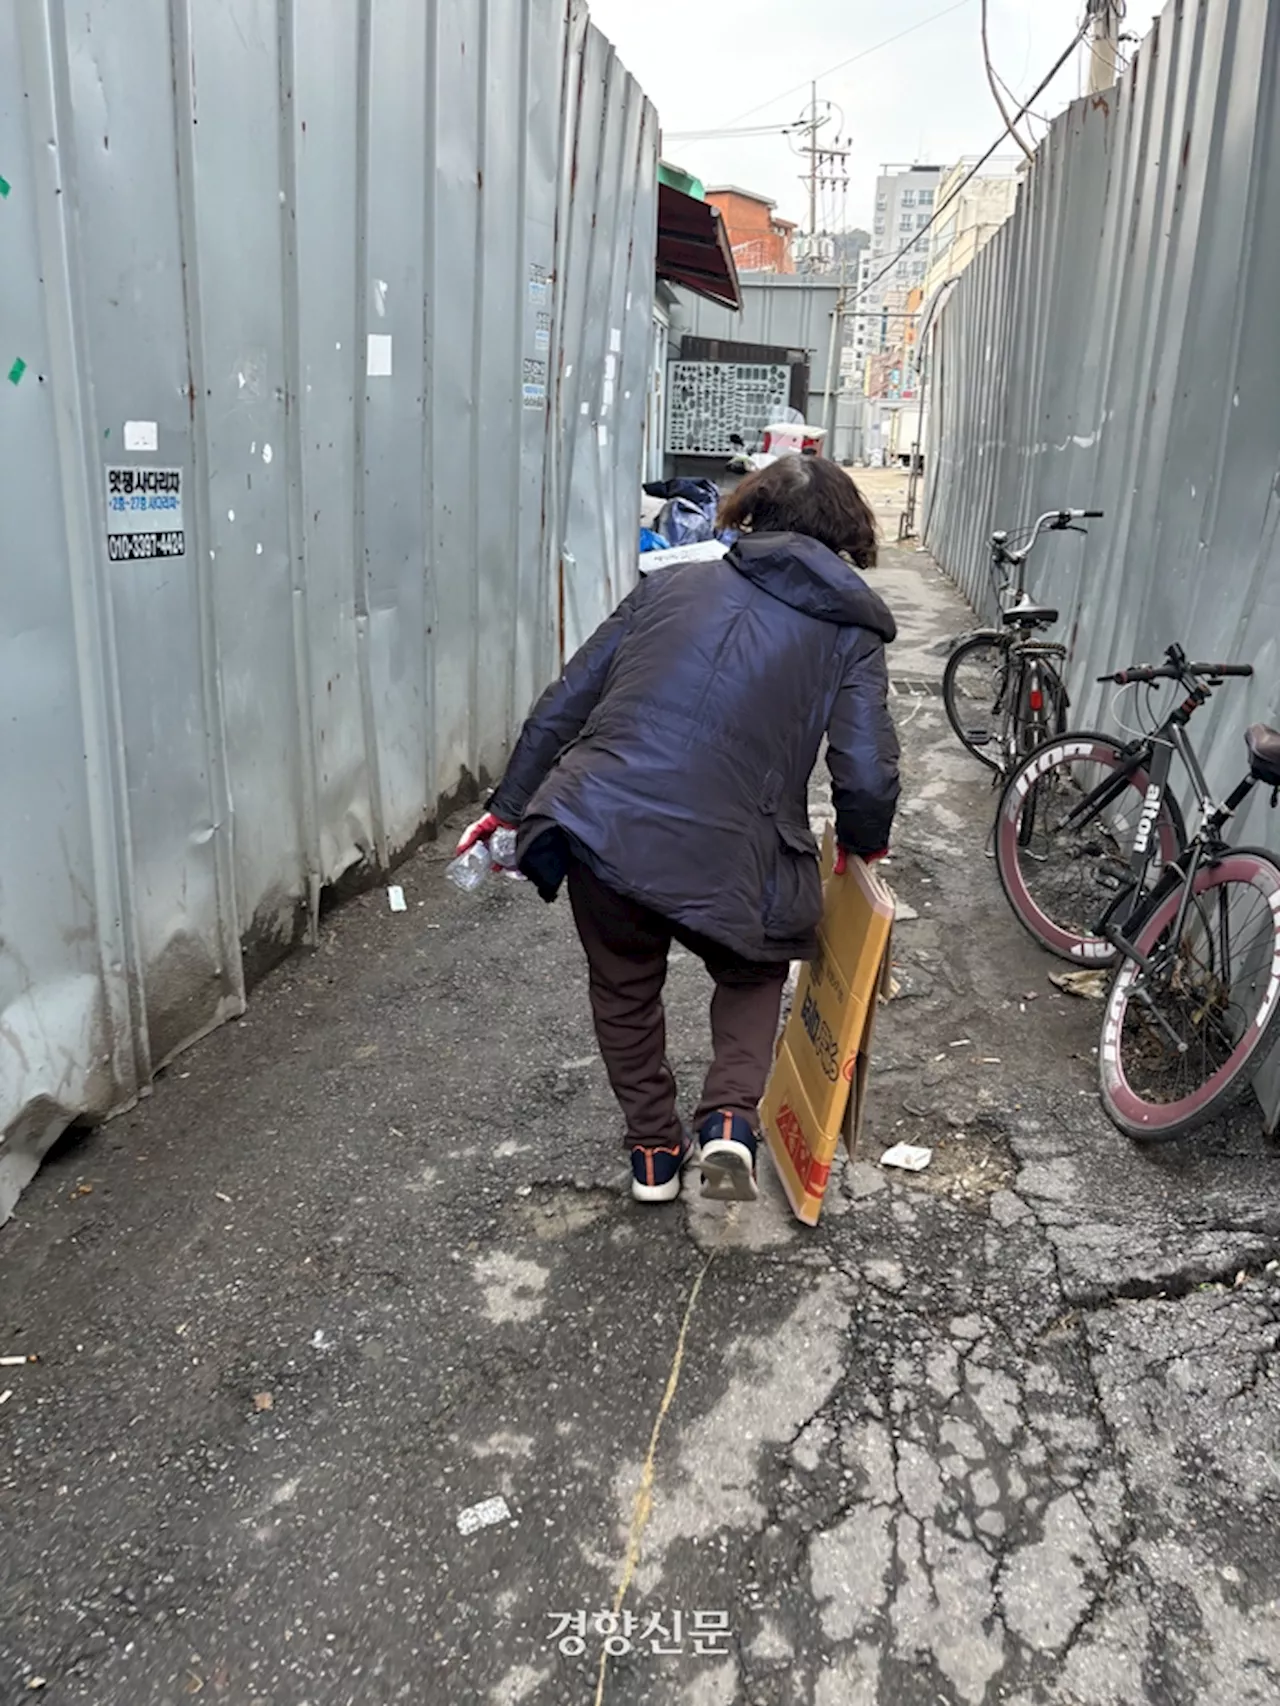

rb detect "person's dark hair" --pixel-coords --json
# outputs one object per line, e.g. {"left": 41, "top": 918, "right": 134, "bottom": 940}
{"left": 717, "top": 456, "right": 879, "bottom": 568}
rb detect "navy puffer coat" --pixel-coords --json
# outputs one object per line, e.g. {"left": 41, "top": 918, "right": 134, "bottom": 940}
{"left": 488, "top": 532, "right": 901, "bottom": 963}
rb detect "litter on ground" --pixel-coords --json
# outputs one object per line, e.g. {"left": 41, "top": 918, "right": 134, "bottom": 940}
{"left": 880, "top": 1143, "right": 933, "bottom": 1172}
{"left": 1050, "top": 969, "right": 1110, "bottom": 1000}
{"left": 456, "top": 1496, "right": 512, "bottom": 1536}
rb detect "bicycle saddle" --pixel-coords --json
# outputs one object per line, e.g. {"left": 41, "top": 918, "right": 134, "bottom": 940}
{"left": 1245, "top": 723, "right": 1280, "bottom": 787}
{"left": 1002, "top": 603, "right": 1058, "bottom": 629}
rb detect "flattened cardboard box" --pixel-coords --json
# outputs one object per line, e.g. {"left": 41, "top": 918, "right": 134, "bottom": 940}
{"left": 761, "top": 831, "right": 895, "bottom": 1226}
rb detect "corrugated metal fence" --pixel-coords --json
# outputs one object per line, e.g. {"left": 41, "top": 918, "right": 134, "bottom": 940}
{"left": 924, "top": 0, "right": 1280, "bottom": 1122}
{"left": 0, "top": 0, "right": 656, "bottom": 1217}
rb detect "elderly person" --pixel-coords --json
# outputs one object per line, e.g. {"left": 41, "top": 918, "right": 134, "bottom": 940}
{"left": 458, "top": 456, "right": 900, "bottom": 1203}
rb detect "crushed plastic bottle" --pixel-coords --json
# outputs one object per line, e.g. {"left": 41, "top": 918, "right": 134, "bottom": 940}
{"left": 444, "top": 842, "right": 493, "bottom": 893}
{"left": 490, "top": 827, "right": 518, "bottom": 871}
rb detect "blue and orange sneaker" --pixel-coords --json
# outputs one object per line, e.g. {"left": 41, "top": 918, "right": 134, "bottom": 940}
{"left": 697, "top": 1110, "right": 759, "bottom": 1202}
{"left": 629, "top": 1132, "right": 693, "bottom": 1203}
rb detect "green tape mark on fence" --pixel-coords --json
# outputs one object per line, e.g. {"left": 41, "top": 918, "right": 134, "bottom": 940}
{"left": 0, "top": 176, "right": 11, "bottom": 199}
{"left": 8, "top": 357, "right": 26, "bottom": 385}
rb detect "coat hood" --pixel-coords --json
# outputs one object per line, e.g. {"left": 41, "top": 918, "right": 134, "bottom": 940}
{"left": 727, "top": 532, "right": 897, "bottom": 642}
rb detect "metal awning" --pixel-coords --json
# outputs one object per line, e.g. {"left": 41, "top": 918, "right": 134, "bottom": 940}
{"left": 656, "top": 184, "right": 741, "bottom": 312}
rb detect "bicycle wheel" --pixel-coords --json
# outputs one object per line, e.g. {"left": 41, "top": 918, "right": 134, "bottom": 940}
{"left": 995, "top": 732, "right": 1187, "bottom": 964}
{"left": 1100, "top": 848, "right": 1280, "bottom": 1141}
{"left": 943, "top": 632, "right": 1011, "bottom": 773}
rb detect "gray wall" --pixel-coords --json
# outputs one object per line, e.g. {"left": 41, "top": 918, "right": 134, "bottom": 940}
{"left": 0, "top": 0, "right": 657, "bottom": 1218}
{"left": 923, "top": 0, "right": 1280, "bottom": 1123}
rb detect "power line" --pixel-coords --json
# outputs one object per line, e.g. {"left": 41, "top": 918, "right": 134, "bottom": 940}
{"left": 723, "top": 0, "right": 976, "bottom": 129}
{"left": 980, "top": 0, "right": 1035, "bottom": 161}
{"left": 849, "top": 17, "right": 1091, "bottom": 312}
{"left": 992, "top": 64, "right": 1053, "bottom": 129}
{"left": 665, "top": 123, "right": 796, "bottom": 142}
{"left": 1083, "top": 31, "right": 1133, "bottom": 81}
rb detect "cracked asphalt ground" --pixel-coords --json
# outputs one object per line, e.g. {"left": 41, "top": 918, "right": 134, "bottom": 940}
{"left": 4, "top": 473, "right": 1280, "bottom": 1706}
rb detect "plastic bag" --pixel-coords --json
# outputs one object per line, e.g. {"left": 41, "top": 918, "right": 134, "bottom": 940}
{"left": 656, "top": 497, "right": 714, "bottom": 547}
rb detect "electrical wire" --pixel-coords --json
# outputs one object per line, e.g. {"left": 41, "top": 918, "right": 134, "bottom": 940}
{"left": 665, "top": 122, "right": 797, "bottom": 142}
{"left": 849, "top": 17, "right": 1091, "bottom": 311}
{"left": 723, "top": 0, "right": 976, "bottom": 129}
{"left": 993, "top": 64, "right": 1053, "bottom": 129}
{"left": 1081, "top": 0, "right": 1131, "bottom": 82}
{"left": 1083, "top": 33, "right": 1133, "bottom": 80}
{"left": 981, "top": 0, "right": 1035, "bottom": 161}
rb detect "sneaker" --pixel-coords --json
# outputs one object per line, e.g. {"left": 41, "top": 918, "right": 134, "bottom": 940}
{"left": 697, "top": 1110, "right": 759, "bottom": 1203}
{"left": 629, "top": 1133, "right": 692, "bottom": 1204}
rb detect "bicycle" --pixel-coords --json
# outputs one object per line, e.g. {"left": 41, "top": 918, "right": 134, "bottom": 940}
{"left": 943, "top": 508, "right": 1103, "bottom": 781}
{"left": 993, "top": 645, "right": 1280, "bottom": 1139}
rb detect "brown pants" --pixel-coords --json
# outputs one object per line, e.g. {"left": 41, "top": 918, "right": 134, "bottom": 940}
{"left": 567, "top": 859, "right": 788, "bottom": 1148}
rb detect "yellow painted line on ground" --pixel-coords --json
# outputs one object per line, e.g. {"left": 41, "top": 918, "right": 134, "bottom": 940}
{"left": 594, "top": 1210, "right": 735, "bottom": 1705}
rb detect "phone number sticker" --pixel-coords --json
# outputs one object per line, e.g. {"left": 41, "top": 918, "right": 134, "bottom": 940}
{"left": 107, "top": 531, "right": 186, "bottom": 561}
{"left": 105, "top": 466, "right": 186, "bottom": 559}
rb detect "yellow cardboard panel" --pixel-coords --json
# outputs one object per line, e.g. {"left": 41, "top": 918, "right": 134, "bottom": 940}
{"left": 761, "top": 1058, "right": 830, "bottom": 1226}
{"left": 762, "top": 836, "right": 894, "bottom": 1227}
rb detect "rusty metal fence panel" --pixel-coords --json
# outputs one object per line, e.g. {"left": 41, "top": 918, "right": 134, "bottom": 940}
{"left": 0, "top": 0, "right": 656, "bottom": 1218}
{"left": 924, "top": 0, "right": 1280, "bottom": 1126}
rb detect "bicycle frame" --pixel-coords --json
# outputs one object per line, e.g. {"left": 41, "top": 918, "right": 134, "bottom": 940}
{"left": 1058, "top": 716, "right": 1258, "bottom": 958}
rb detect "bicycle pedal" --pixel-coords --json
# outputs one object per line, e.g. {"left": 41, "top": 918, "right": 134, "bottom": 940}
{"left": 966, "top": 731, "right": 992, "bottom": 746}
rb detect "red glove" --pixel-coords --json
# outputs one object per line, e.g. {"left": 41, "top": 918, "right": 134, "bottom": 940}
{"left": 455, "top": 813, "right": 513, "bottom": 856}
{"left": 834, "top": 847, "right": 888, "bottom": 875}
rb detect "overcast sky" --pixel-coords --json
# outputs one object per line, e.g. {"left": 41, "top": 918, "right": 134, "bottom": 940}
{"left": 585, "top": 0, "right": 1167, "bottom": 231}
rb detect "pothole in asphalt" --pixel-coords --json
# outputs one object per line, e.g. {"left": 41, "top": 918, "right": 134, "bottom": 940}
{"left": 872, "top": 1118, "right": 1017, "bottom": 1205}
{"left": 505, "top": 1183, "right": 616, "bottom": 1239}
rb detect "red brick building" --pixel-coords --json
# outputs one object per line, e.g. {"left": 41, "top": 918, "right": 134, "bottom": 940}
{"left": 705, "top": 186, "right": 796, "bottom": 275}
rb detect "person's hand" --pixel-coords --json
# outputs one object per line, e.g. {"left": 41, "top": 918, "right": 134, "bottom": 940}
{"left": 455, "top": 813, "right": 512, "bottom": 856}
{"left": 834, "top": 846, "right": 888, "bottom": 875}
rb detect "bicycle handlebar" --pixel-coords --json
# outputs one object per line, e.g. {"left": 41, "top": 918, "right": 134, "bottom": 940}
{"left": 993, "top": 508, "right": 1104, "bottom": 562}
{"left": 1098, "top": 661, "right": 1254, "bottom": 686}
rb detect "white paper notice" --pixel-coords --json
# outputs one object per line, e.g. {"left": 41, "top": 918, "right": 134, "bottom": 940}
{"left": 609, "top": 327, "right": 622, "bottom": 354}
{"left": 123, "top": 421, "right": 158, "bottom": 452}
{"left": 366, "top": 334, "right": 393, "bottom": 377}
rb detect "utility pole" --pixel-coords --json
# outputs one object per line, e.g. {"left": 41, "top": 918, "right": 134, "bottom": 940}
{"left": 792, "top": 95, "right": 850, "bottom": 275}
{"left": 807, "top": 81, "right": 818, "bottom": 239}
{"left": 1087, "top": 0, "right": 1120, "bottom": 93}
{"left": 822, "top": 246, "right": 848, "bottom": 446}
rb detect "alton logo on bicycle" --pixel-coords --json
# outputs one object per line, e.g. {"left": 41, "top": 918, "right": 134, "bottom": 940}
{"left": 1133, "top": 784, "right": 1163, "bottom": 855}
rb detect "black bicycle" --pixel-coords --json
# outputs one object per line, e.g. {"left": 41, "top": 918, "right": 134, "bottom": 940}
{"left": 995, "top": 645, "right": 1280, "bottom": 1139}
{"left": 943, "top": 508, "right": 1103, "bottom": 779}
